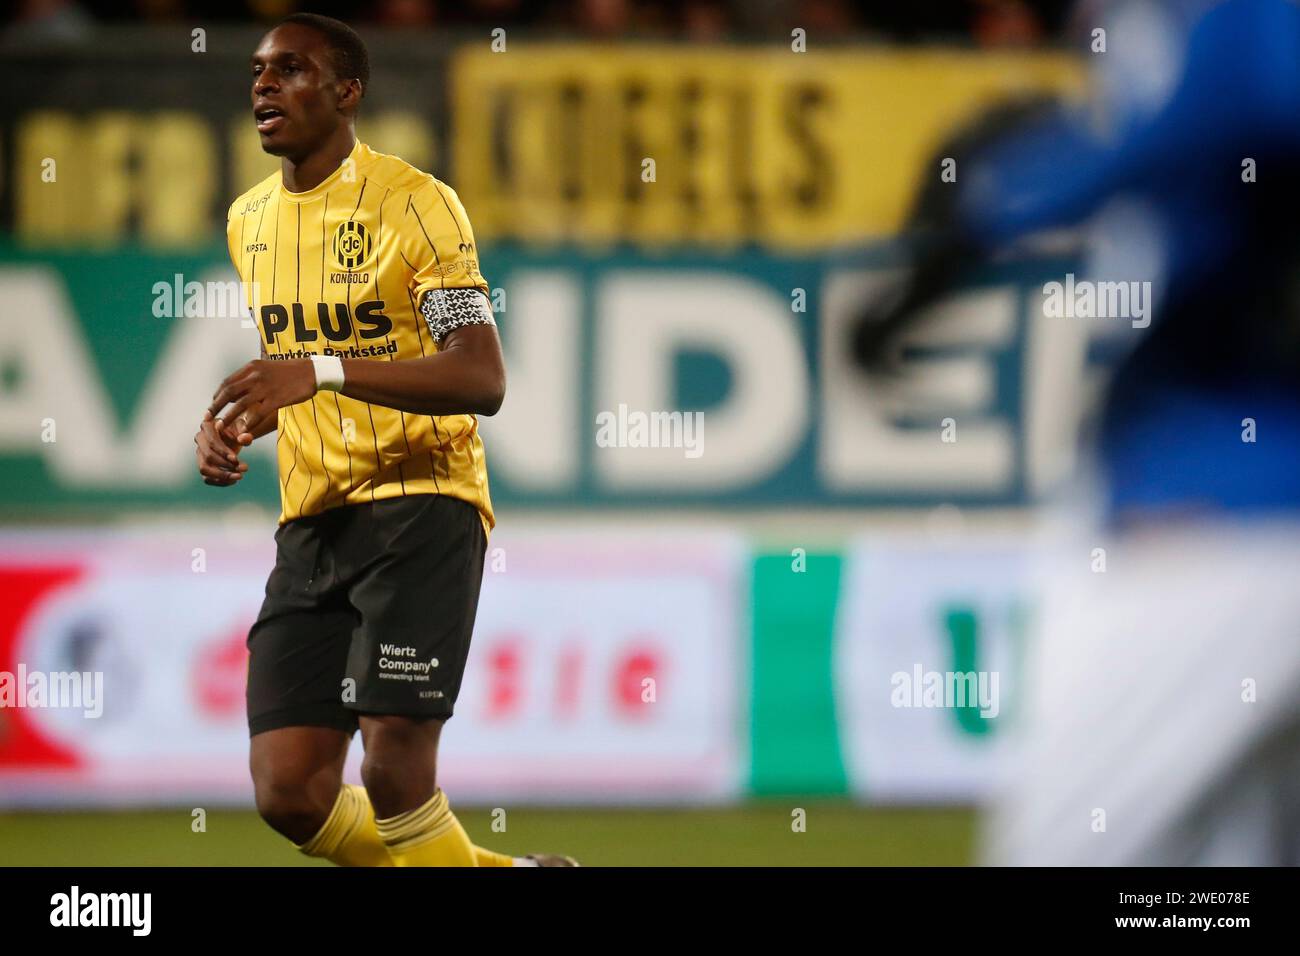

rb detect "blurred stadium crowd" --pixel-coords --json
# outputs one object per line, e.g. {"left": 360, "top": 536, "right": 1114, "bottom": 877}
{"left": 8, "top": 0, "right": 1077, "bottom": 45}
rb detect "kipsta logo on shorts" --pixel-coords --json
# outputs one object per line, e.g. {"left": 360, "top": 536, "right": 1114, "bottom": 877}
{"left": 333, "top": 220, "right": 373, "bottom": 270}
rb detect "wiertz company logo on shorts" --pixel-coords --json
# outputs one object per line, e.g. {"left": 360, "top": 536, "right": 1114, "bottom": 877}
{"left": 377, "top": 643, "right": 441, "bottom": 694}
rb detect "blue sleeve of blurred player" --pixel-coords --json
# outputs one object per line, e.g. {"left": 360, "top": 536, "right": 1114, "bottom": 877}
{"left": 959, "top": 0, "right": 1300, "bottom": 249}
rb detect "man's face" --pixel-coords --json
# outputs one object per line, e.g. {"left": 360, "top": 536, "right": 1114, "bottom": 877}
{"left": 250, "top": 24, "right": 350, "bottom": 158}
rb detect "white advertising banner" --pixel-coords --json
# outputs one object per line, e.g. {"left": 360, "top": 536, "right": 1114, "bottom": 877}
{"left": 0, "top": 526, "right": 745, "bottom": 806}
{"left": 834, "top": 534, "right": 1030, "bottom": 802}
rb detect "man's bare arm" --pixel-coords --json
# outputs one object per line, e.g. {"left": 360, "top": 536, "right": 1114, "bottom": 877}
{"left": 336, "top": 324, "right": 506, "bottom": 417}
{"left": 208, "top": 324, "right": 507, "bottom": 437}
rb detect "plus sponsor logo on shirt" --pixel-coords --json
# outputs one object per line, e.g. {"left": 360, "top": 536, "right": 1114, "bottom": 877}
{"left": 257, "top": 301, "right": 392, "bottom": 345}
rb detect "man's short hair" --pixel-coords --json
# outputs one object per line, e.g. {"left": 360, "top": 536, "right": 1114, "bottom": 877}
{"left": 276, "top": 12, "right": 370, "bottom": 97}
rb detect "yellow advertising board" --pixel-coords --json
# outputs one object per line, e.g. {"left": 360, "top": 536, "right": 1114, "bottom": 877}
{"left": 451, "top": 46, "right": 1084, "bottom": 250}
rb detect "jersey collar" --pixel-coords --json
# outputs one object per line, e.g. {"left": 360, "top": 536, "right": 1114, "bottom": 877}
{"left": 278, "top": 140, "right": 367, "bottom": 204}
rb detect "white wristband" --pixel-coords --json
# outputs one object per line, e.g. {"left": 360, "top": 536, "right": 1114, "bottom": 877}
{"left": 310, "top": 354, "right": 345, "bottom": 392}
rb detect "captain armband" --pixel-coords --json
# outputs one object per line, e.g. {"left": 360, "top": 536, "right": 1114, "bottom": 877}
{"left": 419, "top": 288, "right": 496, "bottom": 346}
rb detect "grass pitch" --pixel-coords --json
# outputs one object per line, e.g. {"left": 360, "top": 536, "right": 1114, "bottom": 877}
{"left": 0, "top": 804, "right": 975, "bottom": 866}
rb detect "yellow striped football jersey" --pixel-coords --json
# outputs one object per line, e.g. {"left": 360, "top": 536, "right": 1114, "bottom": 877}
{"left": 225, "top": 140, "right": 495, "bottom": 535}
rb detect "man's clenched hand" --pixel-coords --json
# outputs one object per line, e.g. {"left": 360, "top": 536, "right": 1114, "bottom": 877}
{"left": 194, "top": 410, "right": 249, "bottom": 486}
{"left": 208, "top": 358, "right": 316, "bottom": 439}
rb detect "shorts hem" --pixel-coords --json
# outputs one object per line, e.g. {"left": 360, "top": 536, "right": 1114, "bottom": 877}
{"left": 347, "top": 702, "right": 455, "bottom": 721}
{"left": 248, "top": 704, "right": 360, "bottom": 738}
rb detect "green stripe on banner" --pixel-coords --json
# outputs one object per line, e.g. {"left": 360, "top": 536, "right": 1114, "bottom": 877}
{"left": 749, "top": 551, "right": 848, "bottom": 796}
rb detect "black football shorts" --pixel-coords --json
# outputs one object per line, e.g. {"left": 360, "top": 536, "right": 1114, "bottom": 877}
{"left": 246, "top": 494, "right": 487, "bottom": 737}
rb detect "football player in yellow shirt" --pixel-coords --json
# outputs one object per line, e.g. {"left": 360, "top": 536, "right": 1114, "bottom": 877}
{"left": 194, "top": 12, "right": 573, "bottom": 868}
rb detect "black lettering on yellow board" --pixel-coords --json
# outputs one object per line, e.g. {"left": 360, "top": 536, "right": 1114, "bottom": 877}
{"left": 8, "top": 61, "right": 1079, "bottom": 249}
{"left": 449, "top": 48, "right": 1083, "bottom": 249}
{"left": 10, "top": 108, "right": 430, "bottom": 247}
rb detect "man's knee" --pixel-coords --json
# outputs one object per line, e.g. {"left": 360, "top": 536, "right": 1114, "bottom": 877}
{"left": 252, "top": 769, "right": 332, "bottom": 844}
{"left": 249, "top": 727, "right": 350, "bottom": 843}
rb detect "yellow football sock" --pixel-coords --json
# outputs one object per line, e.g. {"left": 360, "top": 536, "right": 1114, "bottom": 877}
{"left": 473, "top": 845, "right": 515, "bottom": 867}
{"left": 295, "top": 784, "right": 393, "bottom": 867}
{"left": 297, "top": 783, "right": 513, "bottom": 867}
{"left": 374, "top": 788, "right": 479, "bottom": 867}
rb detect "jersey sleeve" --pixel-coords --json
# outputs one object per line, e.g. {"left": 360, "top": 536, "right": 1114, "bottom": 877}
{"left": 225, "top": 203, "right": 242, "bottom": 276}
{"left": 226, "top": 202, "right": 260, "bottom": 325}
{"left": 401, "top": 180, "right": 495, "bottom": 347}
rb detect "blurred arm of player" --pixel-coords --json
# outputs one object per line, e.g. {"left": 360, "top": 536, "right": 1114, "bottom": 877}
{"left": 853, "top": 0, "right": 1294, "bottom": 374}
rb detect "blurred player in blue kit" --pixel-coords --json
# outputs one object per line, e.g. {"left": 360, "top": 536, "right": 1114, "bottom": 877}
{"left": 853, "top": 0, "right": 1300, "bottom": 864}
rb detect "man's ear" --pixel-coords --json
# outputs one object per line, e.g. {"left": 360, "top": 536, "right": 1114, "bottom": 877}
{"left": 338, "top": 78, "right": 362, "bottom": 113}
